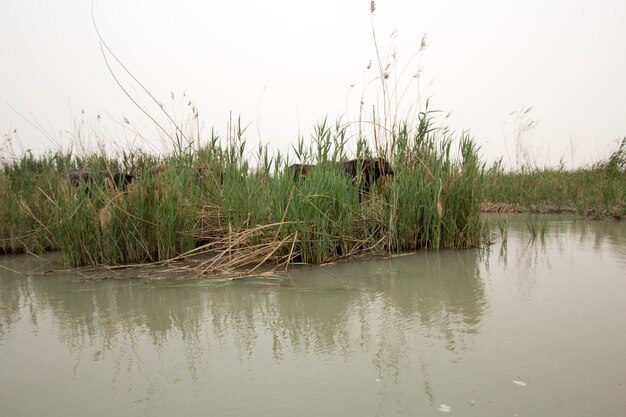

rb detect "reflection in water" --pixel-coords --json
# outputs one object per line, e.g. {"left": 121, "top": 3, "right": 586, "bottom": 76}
{"left": 1, "top": 251, "right": 487, "bottom": 359}
{"left": 1, "top": 215, "right": 625, "bottom": 417}
{"left": 489, "top": 214, "right": 626, "bottom": 299}
{"left": 1, "top": 249, "right": 486, "bottom": 415}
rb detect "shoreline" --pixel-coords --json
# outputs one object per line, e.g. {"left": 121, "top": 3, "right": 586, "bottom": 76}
{"left": 480, "top": 201, "right": 624, "bottom": 220}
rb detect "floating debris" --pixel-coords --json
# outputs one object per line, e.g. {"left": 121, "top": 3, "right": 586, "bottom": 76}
{"left": 438, "top": 404, "right": 451, "bottom": 413}
{"left": 513, "top": 380, "right": 527, "bottom": 386}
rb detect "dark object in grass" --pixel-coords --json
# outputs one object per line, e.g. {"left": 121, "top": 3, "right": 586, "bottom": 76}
{"left": 109, "top": 172, "right": 134, "bottom": 191}
{"left": 68, "top": 170, "right": 90, "bottom": 188}
{"left": 288, "top": 158, "right": 394, "bottom": 200}
{"left": 341, "top": 157, "right": 394, "bottom": 195}
{"left": 69, "top": 170, "right": 134, "bottom": 194}
{"left": 288, "top": 163, "right": 317, "bottom": 181}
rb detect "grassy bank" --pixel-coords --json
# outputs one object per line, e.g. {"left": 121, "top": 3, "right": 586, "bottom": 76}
{"left": 0, "top": 113, "right": 485, "bottom": 275}
{"left": 482, "top": 138, "right": 626, "bottom": 219}
{"left": 0, "top": 150, "right": 149, "bottom": 256}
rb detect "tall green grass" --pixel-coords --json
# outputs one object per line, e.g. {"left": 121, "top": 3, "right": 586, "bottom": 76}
{"left": 483, "top": 139, "right": 626, "bottom": 218}
{"left": 0, "top": 111, "right": 486, "bottom": 271}
{"left": 0, "top": 152, "right": 69, "bottom": 254}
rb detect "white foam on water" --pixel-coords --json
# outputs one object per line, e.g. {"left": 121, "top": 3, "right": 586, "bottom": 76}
{"left": 438, "top": 404, "right": 451, "bottom": 412}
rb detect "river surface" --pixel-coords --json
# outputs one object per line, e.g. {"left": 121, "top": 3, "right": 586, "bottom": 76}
{"left": 1, "top": 214, "right": 625, "bottom": 417}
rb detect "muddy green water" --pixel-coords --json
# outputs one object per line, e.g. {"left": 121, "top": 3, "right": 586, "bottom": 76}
{"left": 1, "top": 215, "right": 625, "bottom": 417}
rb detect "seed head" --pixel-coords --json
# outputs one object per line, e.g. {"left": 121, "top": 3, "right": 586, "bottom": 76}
{"left": 420, "top": 34, "right": 428, "bottom": 51}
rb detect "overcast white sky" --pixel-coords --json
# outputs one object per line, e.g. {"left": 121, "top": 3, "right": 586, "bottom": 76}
{"left": 2, "top": 0, "right": 625, "bottom": 168}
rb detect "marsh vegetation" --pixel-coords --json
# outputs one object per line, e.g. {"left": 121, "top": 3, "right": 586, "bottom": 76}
{"left": 0, "top": 111, "right": 485, "bottom": 276}
{"left": 482, "top": 138, "right": 626, "bottom": 219}
{"left": 2, "top": 118, "right": 624, "bottom": 277}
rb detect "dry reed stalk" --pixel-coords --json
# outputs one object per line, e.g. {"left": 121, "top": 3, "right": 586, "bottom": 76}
{"left": 150, "top": 220, "right": 302, "bottom": 278}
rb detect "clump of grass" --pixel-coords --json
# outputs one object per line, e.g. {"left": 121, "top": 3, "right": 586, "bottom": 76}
{"left": 0, "top": 151, "right": 72, "bottom": 254}
{"left": 602, "top": 137, "right": 626, "bottom": 179}
{"left": 482, "top": 139, "right": 626, "bottom": 219}
{"left": 526, "top": 216, "right": 546, "bottom": 242}
{"left": 0, "top": 110, "right": 487, "bottom": 274}
{"left": 498, "top": 219, "right": 508, "bottom": 243}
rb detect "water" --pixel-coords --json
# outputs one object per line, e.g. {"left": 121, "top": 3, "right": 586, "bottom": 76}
{"left": 1, "top": 215, "right": 624, "bottom": 417}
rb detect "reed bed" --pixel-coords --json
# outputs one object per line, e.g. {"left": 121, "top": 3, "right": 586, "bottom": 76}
{"left": 0, "top": 152, "right": 67, "bottom": 254}
{"left": 482, "top": 138, "right": 626, "bottom": 219}
{"left": 0, "top": 111, "right": 486, "bottom": 277}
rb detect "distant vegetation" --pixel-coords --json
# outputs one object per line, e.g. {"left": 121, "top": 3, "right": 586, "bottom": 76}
{"left": 0, "top": 112, "right": 485, "bottom": 276}
{"left": 482, "top": 137, "right": 626, "bottom": 219}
